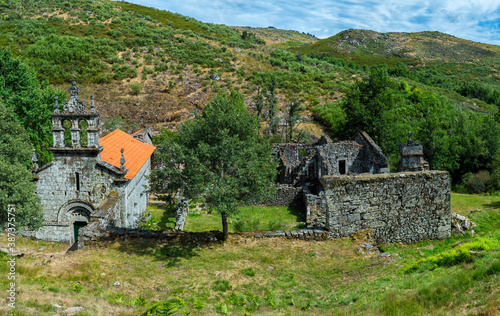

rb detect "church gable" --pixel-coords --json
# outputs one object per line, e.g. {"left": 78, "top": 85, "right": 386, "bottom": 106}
{"left": 99, "top": 129, "right": 156, "bottom": 180}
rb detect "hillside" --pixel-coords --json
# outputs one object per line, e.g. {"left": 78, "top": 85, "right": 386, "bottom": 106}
{"left": 0, "top": 0, "right": 499, "bottom": 189}
{"left": 293, "top": 28, "right": 500, "bottom": 66}
{"left": 231, "top": 26, "right": 317, "bottom": 48}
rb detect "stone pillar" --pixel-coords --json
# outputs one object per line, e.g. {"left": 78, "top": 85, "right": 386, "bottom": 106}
{"left": 70, "top": 119, "right": 81, "bottom": 148}
{"left": 87, "top": 128, "right": 99, "bottom": 148}
{"left": 175, "top": 197, "right": 189, "bottom": 231}
{"left": 86, "top": 117, "right": 100, "bottom": 148}
{"left": 52, "top": 118, "right": 65, "bottom": 148}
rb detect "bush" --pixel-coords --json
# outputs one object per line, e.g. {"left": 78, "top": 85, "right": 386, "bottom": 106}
{"left": 142, "top": 66, "right": 154, "bottom": 75}
{"left": 466, "top": 171, "right": 491, "bottom": 193}
{"left": 407, "top": 237, "right": 498, "bottom": 272}
{"left": 130, "top": 83, "right": 142, "bottom": 95}
{"left": 233, "top": 218, "right": 261, "bottom": 232}
{"left": 213, "top": 279, "right": 231, "bottom": 292}
{"left": 491, "top": 168, "right": 500, "bottom": 191}
{"left": 241, "top": 268, "right": 256, "bottom": 277}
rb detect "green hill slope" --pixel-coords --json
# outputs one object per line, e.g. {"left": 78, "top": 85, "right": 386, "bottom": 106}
{"left": 293, "top": 29, "right": 499, "bottom": 66}
{"left": 0, "top": 0, "right": 499, "bottom": 189}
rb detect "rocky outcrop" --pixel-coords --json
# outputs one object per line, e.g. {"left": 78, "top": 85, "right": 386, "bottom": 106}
{"left": 451, "top": 213, "right": 477, "bottom": 235}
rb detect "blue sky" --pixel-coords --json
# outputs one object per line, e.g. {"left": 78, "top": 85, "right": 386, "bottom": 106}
{"left": 122, "top": 0, "right": 500, "bottom": 45}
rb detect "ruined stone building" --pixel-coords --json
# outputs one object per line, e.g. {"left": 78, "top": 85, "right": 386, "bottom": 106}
{"left": 28, "top": 82, "right": 155, "bottom": 244}
{"left": 269, "top": 131, "right": 450, "bottom": 244}
{"left": 272, "top": 131, "right": 389, "bottom": 194}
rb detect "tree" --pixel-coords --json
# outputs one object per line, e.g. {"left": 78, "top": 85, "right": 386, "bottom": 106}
{"left": 284, "top": 97, "right": 304, "bottom": 142}
{"left": 150, "top": 92, "right": 277, "bottom": 239}
{"left": 0, "top": 49, "right": 65, "bottom": 165}
{"left": 252, "top": 86, "right": 265, "bottom": 118}
{"left": 264, "top": 79, "right": 280, "bottom": 135}
{"left": 341, "top": 65, "right": 395, "bottom": 142}
{"left": 0, "top": 102, "right": 44, "bottom": 230}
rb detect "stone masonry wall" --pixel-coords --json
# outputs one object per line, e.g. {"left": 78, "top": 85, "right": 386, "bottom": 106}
{"left": 303, "top": 186, "right": 326, "bottom": 228}
{"left": 260, "top": 185, "right": 303, "bottom": 206}
{"left": 321, "top": 171, "right": 451, "bottom": 243}
{"left": 34, "top": 153, "right": 119, "bottom": 223}
{"left": 78, "top": 194, "right": 121, "bottom": 248}
{"left": 317, "top": 142, "right": 362, "bottom": 176}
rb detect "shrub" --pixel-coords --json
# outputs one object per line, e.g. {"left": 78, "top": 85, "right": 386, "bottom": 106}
{"left": 142, "top": 66, "right": 154, "bottom": 75}
{"left": 213, "top": 279, "right": 231, "bottom": 292}
{"left": 130, "top": 83, "right": 142, "bottom": 95}
{"left": 233, "top": 218, "right": 261, "bottom": 232}
{"left": 241, "top": 267, "right": 256, "bottom": 277}
{"left": 407, "top": 237, "right": 498, "bottom": 272}
{"left": 466, "top": 171, "right": 491, "bottom": 193}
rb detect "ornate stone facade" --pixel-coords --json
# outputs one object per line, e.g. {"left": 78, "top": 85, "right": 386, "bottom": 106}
{"left": 29, "top": 83, "right": 155, "bottom": 244}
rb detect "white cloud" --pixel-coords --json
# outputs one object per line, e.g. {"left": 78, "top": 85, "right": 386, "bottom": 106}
{"left": 120, "top": 0, "right": 500, "bottom": 44}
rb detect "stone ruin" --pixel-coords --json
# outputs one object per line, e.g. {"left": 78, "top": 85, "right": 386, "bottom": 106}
{"left": 266, "top": 131, "right": 451, "bottom": 244}
{"left": 266, "top": 130, "right": 389, "bottom": 206}
{"left": 398, "top": 132, "right": 429, "bottom": 172}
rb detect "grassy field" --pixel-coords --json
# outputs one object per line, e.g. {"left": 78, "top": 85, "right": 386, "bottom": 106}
{"left": 0, "top": 193, "right": 499, "bottom": 315}
{"left": 147, "top": 204, "right": 305, "bottom": 232}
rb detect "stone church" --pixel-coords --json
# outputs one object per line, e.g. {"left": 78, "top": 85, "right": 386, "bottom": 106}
{"left": 29, "top": 82, "right": 155, "bottom": 244}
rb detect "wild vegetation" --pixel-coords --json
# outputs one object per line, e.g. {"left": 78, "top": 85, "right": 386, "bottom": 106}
{"left": 0, "top": 1, "right": 499, "bottom": 314}
{"left": 1, "top": 0, "right": 498, "bottom": 191}
{"left": 0, "top": 193, "right": 499, "bottom": 315}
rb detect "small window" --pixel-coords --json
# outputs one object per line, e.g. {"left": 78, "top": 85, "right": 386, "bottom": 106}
{"left": 76, "top": 172, "right": 80, "bottom": 191}
{"left": 339, "top": 160, "right": 346, "bottom": 175}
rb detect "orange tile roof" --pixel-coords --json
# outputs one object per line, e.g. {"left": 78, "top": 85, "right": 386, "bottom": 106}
{"left": 99, "top": 129, "right": 156, "bottom": 180}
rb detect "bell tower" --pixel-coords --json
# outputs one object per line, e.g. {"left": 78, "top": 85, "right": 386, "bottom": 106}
{"left": 50, "top": 81, "right": 102, "bottom": 155}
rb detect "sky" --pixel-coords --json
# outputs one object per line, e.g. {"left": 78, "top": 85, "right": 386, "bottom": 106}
{"left": 121, "top": 0, "right": 500, "bottom": 45}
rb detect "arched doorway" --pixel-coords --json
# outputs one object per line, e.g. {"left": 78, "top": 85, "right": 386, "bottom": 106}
{"left": 57, "top": 200, "right": 95, "bottom": 244}
{"left": 70, "top": 208, "right": 90, "bottom": 243}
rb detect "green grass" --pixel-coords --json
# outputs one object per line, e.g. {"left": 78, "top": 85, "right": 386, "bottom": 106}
{"left": 146, "top": 204, "right": 304, "bottom": 232}
{"left": 147, "top": 204, "right": 176, "bottom": 230}
{"left": 451, "top": 193, "right": 500, "bottom": 215}
{"left": 184, "top": 205, "right": 304, "bottom": 232}
{"left": 2, "top": 196, "right": 500, "bottom": 315}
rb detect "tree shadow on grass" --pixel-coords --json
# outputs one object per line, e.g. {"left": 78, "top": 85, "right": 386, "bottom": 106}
{"left": 484, "top": 201, "right": 500, "bottom": 210}
{"left": 157, "top": 203, "right": 177, "bottom": 230}
{"left": 115, "top": 231, "right": 223, "bottom": 268}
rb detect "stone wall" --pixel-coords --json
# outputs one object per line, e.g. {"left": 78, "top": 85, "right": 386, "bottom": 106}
{"left": 34, "top": 152, "right": 119, "bottom": 224}
{"left": 261, "top": 185, "right": 303, "bottom": 206}
{"left": 78, "top": 194, "right": 121, "bottom": 247}
{"left": 303, "top": 187, "right": 326, "bottom": 228}
{"left": 317, "top": 142, "right": 362, "bottom": 176}
{"left": 352, "top": 131, "right": 390, "bottom": 174}
{"left": 20, "top": 222, "right": 71, "bottom": 243}
{"left": 321, "top": 171, "right": 451, "bottom": 243}
{"left": 120, "top": 157, "right": 152, "bottom": 228}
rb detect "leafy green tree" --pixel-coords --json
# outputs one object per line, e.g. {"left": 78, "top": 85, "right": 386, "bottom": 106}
{"left": 0, "top": 102, "right": 44, "bottom": 230}
{"left": 252, "top": 86, "right": 265, "bottom": 118}
{"left": 284, "top": 97, "right": 305, "bottom": 142}
{"left": 150, "top": 92, "right": 277, "bottom": 239}
{"left": 0, "top": 49, "right": 64, "bottom": 164}
{"left": 264, "top": 79, "right": 279, "bottom": 135}
{"left": 341, "top": 65, "right": 395, "bottom": 142}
